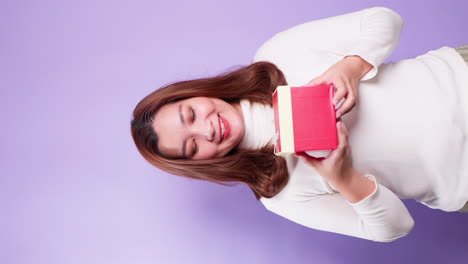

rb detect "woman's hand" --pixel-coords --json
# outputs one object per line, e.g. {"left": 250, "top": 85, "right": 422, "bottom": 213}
{"left": 295, "top": 120, "right": 354, "bottom": 187}
{"left": 304, "top": 56, "right": 372, "bottom": 118}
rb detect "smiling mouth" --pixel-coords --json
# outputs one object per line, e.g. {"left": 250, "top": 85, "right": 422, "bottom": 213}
{"left": 218, "top": 114, "right": 225, "bottom": 143}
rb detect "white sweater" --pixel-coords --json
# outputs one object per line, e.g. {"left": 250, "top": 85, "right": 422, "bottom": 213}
{"left": 239, "top": 6, "right": 468, "bottom": 242}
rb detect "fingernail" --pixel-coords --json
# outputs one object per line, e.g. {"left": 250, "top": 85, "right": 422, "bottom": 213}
{"left": 336, "top": 112, "right": 341, "bottom": 118}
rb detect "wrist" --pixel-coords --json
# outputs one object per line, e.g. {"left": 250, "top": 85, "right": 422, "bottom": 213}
{"left": 344, "top": 55, "right": 373, "bottom": 79}
{"left": 332, "top": 169, "right": 376, "bottom": 203}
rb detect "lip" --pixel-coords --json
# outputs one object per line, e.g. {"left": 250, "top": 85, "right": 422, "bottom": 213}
{"left": 217, "top": 114, "right": 222, "bottom": 143}
{"left": 217, "top": 114, "right": 231, "bottom": 144}
{"left": 220, "top": 115, "right": 230, "bottom": 142}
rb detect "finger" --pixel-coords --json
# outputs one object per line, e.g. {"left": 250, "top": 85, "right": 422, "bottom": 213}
{"left": 339, "top": 81, "right": 359, "bottom": 113}
{"left": 332, "top": 121, "right": 347, "bottom": 158}
{"left": 336, "top": 92, "right": 357, "bottom": 118}
{"left": 341, "top": 120, "right": 349, "bottom": 137}
{"left": 340, "top": 121, "right": 350, "bottom": 146}
{"left": 332, "top": 84, "right": 347, "bottom": 106}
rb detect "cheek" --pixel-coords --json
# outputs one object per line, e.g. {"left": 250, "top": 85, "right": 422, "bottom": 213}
{"left": 199, "top": 144, "right": 218, "bottom": 159}
{"left": 196, "top": 98, "right": 216, "bottom": 112}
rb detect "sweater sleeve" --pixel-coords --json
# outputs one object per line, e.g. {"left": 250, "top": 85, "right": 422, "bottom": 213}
{"left": 262, "top": 173, "right": 415, "bottom": 242}
{"left": 252, "top": 7, "right": 404, "bottom": 81}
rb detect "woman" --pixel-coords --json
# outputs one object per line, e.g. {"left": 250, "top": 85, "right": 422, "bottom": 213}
{"left": 130, "top": 7, "right": 468, "bottom": 242}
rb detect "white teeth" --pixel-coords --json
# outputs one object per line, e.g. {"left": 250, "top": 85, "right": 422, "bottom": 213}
{"left": 219, "top": 116, "right": 225, "bottom": 140}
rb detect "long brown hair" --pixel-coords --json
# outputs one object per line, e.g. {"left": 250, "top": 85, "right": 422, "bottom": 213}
{"left": 130, "top": 61, "right": 289, "bottom": 200}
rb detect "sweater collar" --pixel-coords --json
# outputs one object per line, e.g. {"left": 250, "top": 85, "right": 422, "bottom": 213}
{"left": 237, "top": 99, "right": 276, "bottom": 150}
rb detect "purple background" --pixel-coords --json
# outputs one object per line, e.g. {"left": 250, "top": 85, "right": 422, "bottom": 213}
{"left": 2, "top": 0, "right": 468, "bottom": 263}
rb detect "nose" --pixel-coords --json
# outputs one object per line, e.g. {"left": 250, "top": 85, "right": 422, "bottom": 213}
{"left": 191, "top": 118, "right": 215, "bottom": 142}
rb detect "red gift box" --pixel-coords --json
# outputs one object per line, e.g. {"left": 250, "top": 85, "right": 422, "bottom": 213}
{"left": 272, "top": 84, "right": 339, "bottom": 157}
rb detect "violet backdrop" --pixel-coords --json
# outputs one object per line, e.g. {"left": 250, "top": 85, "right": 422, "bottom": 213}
{"left": 1, "top": 0, "right": 468, "bottom": 263}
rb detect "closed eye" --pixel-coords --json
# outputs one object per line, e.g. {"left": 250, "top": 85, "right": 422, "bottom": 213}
{"left": 192, "top": 138, "right": 197, "bottom": 156}
{"left": 191, "top": 107, "right": 196, "bottom": 121}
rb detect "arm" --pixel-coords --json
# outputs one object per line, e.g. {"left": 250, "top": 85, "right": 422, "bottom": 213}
{"left": 343, "top": 55, "right": 374, "bottom": 80}
{"left": 331, "top": 168, "right": 376, "bottom": 204}
{"left": 253, "top": 7, "right": 404, "bottom": 81}
{"left": 263, "top": 173, "right": 415, "bottom": 242}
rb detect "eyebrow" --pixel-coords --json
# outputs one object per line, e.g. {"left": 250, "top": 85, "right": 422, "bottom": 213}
{"left": 179, "top": 104, "right": 187, "bottom": 158}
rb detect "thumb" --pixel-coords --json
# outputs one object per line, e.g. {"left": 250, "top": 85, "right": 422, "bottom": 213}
{"left": 327, "top": 121, "right": 343, "bottom": 158}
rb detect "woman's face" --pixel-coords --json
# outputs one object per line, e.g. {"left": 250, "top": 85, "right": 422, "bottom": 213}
{"left": 152, "top": 97, "right": 245, "bottom": 160}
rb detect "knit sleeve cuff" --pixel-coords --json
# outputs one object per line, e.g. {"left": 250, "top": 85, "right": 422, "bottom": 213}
{"left": 346, "top": 173, "right": 378, "bottom": 207}
{"left": 336, "top": 53, "right": 379, "bottom": 81}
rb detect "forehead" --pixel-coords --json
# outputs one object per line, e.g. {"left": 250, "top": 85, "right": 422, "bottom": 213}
{"left": 152, "top": 100, "right": 184, "bottom": 158}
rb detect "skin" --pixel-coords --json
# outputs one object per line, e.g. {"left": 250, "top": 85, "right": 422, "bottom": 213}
{"left": 152, "top": 97, "right": 245, "bottom": 160}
